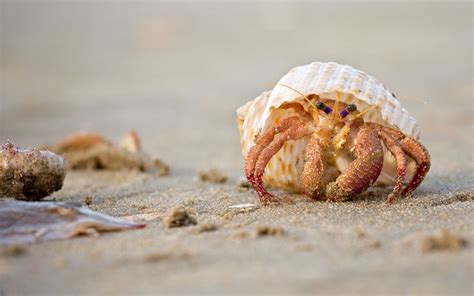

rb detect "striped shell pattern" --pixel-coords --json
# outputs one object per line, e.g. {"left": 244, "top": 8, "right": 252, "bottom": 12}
{"left": 237, "top": 62, "right": 419, "bottom": 192}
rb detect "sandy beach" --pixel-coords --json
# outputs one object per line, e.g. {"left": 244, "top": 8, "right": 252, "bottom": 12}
{"left": 1, "top": 1, "right": 473, "bottom": 295}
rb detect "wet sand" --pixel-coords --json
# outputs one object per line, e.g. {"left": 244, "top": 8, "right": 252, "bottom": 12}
{"left": 1, "top": 1, "right": 473, "bottom": 295}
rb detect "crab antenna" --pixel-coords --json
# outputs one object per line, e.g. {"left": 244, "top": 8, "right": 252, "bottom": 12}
{"left": 277, "top": 84, "right": 321, "bottom": 117}
{"left": 354, "top": 103, "right": 380, "bottom": 119}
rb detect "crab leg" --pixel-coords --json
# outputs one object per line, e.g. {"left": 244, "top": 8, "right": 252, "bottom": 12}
{"left": 400, "top": 137, "right": 431, "bottom": 197}
{"left": 380, "top": 130, "right": 407, "bottom": 203}
{"left": 326, "top": 125, "right": 384, "bottom": 201}
{"left": 301, "top": 134, "right": 324, "bottom": 200}
{"left": 245, "top": 116, "right": 307, "bottom": 187}
{"left": 251, "top": 122, "right": 313, "bottom": 205}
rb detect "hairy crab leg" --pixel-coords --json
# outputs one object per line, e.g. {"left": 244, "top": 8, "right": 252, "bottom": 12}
{"left": 380, "top": 130, "right": 407, "bottom": 203}
{"left": 326, "top": 125, "right": 384, "bottom": 201}
{"left": 252, "top": 122, "right": 313, "bottom": 205}
{"left": 399, "top": 137, "right": 431, "bottom": 197}
{"left": 245, "top": 116, "right": 307, "bottom": 188}
{"left": 301, "top": 134, "right": 324, "bottom": 200}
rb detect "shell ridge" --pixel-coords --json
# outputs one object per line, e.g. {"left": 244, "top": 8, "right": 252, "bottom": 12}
{"left": 354, "top": 70, "right": 369, "bottom": 102}
{"left": 317, "top": 63, "right": 330, "bottom": 93}
{"left": 310, "top": 62, "right": 326, "bottom": 94}
{"left": 375, "top": 79, "right": 386, "bottom": 104}
{"left": 330, "top": 64, "right": 346, "bottom": 92}
{"left": 295, "top": 64, "right": 309, "bottom": 97}
{"left": 341, "top": 67, "right": 353, "bottom": 94}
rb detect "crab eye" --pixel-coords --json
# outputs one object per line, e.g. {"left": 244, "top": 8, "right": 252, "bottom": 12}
{"left": 314, "top": 102, "right": 324, "bottom": 110}
{"left": 346, "top": 104, "right": 357, "bottom": 112}
{"left": 315, "top": 102, "right": 332, "bottom": 114}
{"left": 339, "top": 104, "right": 357, "bottom": 118}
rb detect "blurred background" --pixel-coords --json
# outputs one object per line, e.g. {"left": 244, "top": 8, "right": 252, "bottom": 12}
{"left": 1, "top": 0, "right": 472, "bottom": 176}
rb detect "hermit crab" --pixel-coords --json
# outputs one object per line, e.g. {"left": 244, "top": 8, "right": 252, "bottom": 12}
{"left": 237, "top": 62, "right": 430, "bottom": 205}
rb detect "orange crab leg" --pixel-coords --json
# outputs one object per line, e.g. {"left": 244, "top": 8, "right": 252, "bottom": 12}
{"left": 301, "top": 134, "right": 324, "bottom": 200}
{"left": 251, "top": 122, "right": 313, "bottom": 205}
{"left": 380, "top": 130, "right": 407, "bottom": 203}
{"left": 245, "top": 116, "right": 307, "bottom": 187}
{"left": 327, "top": 125, "right": 384, "bottom": 201}
{"left": 400, "top": 137, "right": 431, "bottom": 197}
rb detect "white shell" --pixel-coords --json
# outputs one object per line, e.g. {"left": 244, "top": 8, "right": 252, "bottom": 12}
{"left": 237, "top": 62, "right": 419, "bottom": 191}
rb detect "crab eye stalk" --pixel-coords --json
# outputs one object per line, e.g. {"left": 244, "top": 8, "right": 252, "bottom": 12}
{"left": 339, "top": 104, "right": 357, "bottom": 118}
{"left": 315, "top": 102, "right": 332, "bottom": 114}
